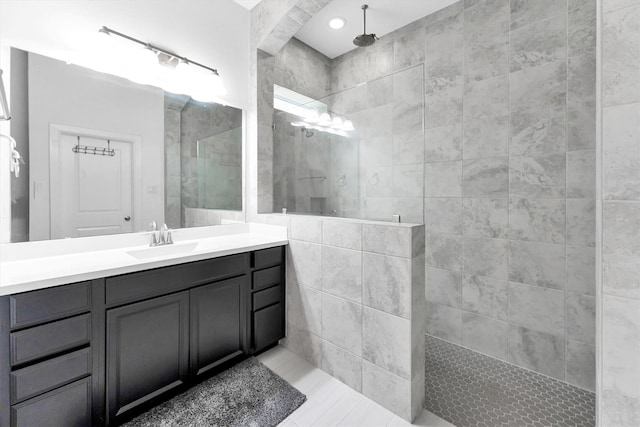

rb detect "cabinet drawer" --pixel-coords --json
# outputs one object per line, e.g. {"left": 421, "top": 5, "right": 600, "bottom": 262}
{"left": 10, "top": 348, "right": 91, "bottom": 404}
{"left": 106, "top": 253, "right": 249, "bottom": 306}
{"left": 11, "top": 377, "right": 91, "bottom": 427}
{"left": 252, "top": 285, "right": 281, "bottom": 311}
{"left": 253, "top": 303, "right": 284, "bottom": 352}
{"left": 10, "top": 314, "right": 91, "bottom": 366}
{"left": 254, "top": 246, "right": 283, "bottom": 269}
{"left": 10, "top": 281, "right": 91, "bottom": 330}
{"left": 252, "top": 266, "right": 281, "bottom": 291}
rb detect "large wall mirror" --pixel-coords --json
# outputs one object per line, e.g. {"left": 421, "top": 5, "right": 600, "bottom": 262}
{"left": 5, "top": 47, "right": 244, "bottom": 243}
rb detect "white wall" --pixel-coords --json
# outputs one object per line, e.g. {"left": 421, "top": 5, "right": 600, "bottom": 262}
{"left": 28, "top": 53, "right": 164, "bottom": 240}
{"left": 0, "top": 0, "right": 250, "bottom": 109}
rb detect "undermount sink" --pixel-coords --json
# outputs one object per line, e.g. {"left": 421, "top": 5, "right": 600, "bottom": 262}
{"left": 126, "top": 242, "right": 199, "bottom": 260}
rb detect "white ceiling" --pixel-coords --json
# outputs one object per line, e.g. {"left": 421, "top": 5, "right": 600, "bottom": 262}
{"left": 295, "top": 0, "right": 458, "bottom": 59}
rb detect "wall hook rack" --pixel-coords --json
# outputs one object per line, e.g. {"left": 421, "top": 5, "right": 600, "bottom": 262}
{"left": 72, "top": 136, "right": 116, "bottom": 157}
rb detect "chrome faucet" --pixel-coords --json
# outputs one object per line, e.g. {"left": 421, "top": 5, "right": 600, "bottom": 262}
{"left": 160, "top": 223, "right": 173, "bottom": 245}
{"left": 148, "top": 221, "right": 173, "bottom": 246}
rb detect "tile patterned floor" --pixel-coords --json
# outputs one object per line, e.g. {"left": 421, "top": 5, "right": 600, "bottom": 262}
{"left": 424, "top": 335, "right": 596, "bottom": 427}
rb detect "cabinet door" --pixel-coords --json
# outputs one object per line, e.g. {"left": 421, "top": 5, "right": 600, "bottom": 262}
{"left": 106, "top": 292, "right": 189, "bottom": 423}
{"left": 253, "top": 302, "right": 284, "bottom": 353}
{"left": 190, "top": 276, "right": 247, "bottom": 377}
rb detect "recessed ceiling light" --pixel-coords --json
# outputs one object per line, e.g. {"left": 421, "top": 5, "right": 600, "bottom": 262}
{"left": 329, "top": 17, "right": 346, "bottom": 29}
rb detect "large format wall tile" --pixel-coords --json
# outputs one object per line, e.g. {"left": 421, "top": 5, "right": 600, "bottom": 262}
{"left": 508, "top": 325, "right": 565, "bottom": 380}
{"left": 566, "top": 245, "right": 596, "bottom": 296}
{"left": 462, "top": 274, "right": 508, "bottom": 320}
{"left": 363, "top": 253, "right": 412, "bottom": 319}
{"left": 510, "top": 15, "right": 567, "bottom": 72}
{"left": 509, "top": 240, "right": 565, "bottom": 289}
{"left": 566, "top": 150, "right": 596, "bottom": 198}
{"left": 394, "top": 27, "right": 427, "bottom": 71}
{"left": 508, "top": 282, "right": 565, "bottom": 335}
{"left": 510, "top": 0, "right": 567, "bottom": 31}
{"left": 603, "top": 202, "right": 640, "bottom": 298}
{"left": 462, "top": 157, "right": 509, "bottom": 197}
{"left": 363, "top": 224, "right": 417, "bottom": 258}
{"left": 601, "top": 388, "right": 640, "bottom": 427}
{"left": 603, "top": 295, "right": 640, "bottom": 399}
{"left": 425, "top": 85, "right": 463, "bottom": 129}
{"left": 462, "top": 237, "right": 508, "bottom": 280}
{"left": 424, "top": 161, "right": 463, "bottom": 197}
{"left": 567, "top": 294, "right": 596, "bottom": 345}
{"left": 463, "top": 116, "right": 509, "bottom": 159}
{"left": 322, "top": 219, "right": 362, "bottom": 250}
{"left": 321, "top": 293, "right": 362, "bottom": 357}
{"left": 362, "top": 360, "right": 412, "bottom": 421}
{"left": 568, "top": 0, "right": 597, "bottom": 57}
{"left": 425, "top": 10, "right": 463, "bottom": 91}
{"left": 602, "top": 102, "right": 640, "bottom": 200}
{"left": 321, "top": 245, "right": 362, "bottom": 303}
{"left": 288, "top": 240, "right": 322, "bottom": 289}
{"left": 462, "top": 312, "right": 509, "bottom": 359}
{"left": 425, "top": 125, "right": 463, "bottom": 162}
{"left": 568, "top": 55, "right": 596, "bottom": 151}
{"left": 462, "top": 198, "right": 509, "bottom": 238}
{"left": 287, "top": 283, "right": 322, "bottom": 336}
{"left": 566, "top": 199, "right": 596, "bottom": 247}
{"left": 566, "top": 339, "right": 596, "bottom": 392}
{"left": 463, "top": 0, "right": 509, "bottom": 82}
{"left": 426, "top": 232, "right": 462, "bottom": 271}
{"left": 425, "top": 301, "right": 462, "bottom": 344}
{"left": 510, "top": 61, "right": 567, "bottom": 156}
{"left": 322, "top": 340, "right": 363, "bottom": 392}
{"left": 427, "top": 267, "right": 462, "bottom": 308}
{"left": 463, "top": 75, "right": 509, "bottom": 120}
{"left": 510, "top": 154, "right": 566, "bottom": 198}
{"left": 603, "top": 4, "right": 640, "bottom": 106}
{"left": 425, "top": 198, "right": 462, "bottom": 235}
{"left": 363, "top": 307, "right": 412, "bottom": 379}
{"left": 289, "top": 215, "right": 322, "bottom": 243}
{"left": 509, "top": 198, "right": 566, "bottom": 244}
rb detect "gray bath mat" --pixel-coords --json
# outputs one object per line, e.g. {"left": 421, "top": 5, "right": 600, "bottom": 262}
{"left": 124, "top": 357, "right": 306, "bottom": 427}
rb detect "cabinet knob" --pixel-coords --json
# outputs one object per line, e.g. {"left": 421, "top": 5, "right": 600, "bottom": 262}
{"left": 124, "top": 216, "right": 131, "bottom": 221}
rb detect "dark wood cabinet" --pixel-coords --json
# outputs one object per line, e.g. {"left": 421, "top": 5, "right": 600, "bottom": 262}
{"left": 0, "top": 244, "right": 286, "bottom": 426}
{"left": 106, "top": 292, "right": 189, "bottom": 423}
{"left": 190, "top": 276, "right": 248, "bottom": 377}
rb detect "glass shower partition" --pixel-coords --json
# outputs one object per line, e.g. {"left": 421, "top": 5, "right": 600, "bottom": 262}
{"left": 272, "top": 64, "right": 424, "bottom": 223}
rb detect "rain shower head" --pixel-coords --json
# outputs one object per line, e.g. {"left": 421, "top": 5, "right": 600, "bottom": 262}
{"left": 353, "top": 4, "right": 377, "bottom": 47}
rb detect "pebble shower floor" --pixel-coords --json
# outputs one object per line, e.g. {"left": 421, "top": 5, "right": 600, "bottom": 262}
{"left": 424, "top": 335, "right": 595, "bottom": 427}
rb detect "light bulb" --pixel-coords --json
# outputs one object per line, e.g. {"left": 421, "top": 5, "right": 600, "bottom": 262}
{"left": 319, "top": 113, "right": 331, "bottom": 126}
{"left": 305, "top": 110, "right": 319, "bottom": 123}
{"left": 140, "top": 45, "right": 158, "bottom": 68}
{"left": 331, "top": 116, "right": 343, "bottom": 129}
{"left": 342, "top": 120, "right": 355, "bottom": 131}
{"left": 176, "top": 59, "right": 191, "bottom": 76}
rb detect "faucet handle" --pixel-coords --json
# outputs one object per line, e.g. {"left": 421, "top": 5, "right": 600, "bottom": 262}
{"left": 149, "top": 220, "right": 157, "bottom": 231}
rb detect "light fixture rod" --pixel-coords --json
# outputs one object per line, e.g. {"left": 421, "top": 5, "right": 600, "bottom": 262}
{"left": 99, "top": 26, "right": 219, "bottom": 75}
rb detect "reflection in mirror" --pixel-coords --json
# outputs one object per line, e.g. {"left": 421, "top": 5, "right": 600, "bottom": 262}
{"left": 7, "top": 48, "right": 243, "bottom": 243}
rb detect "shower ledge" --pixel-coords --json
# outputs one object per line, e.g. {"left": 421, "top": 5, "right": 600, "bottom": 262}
{"left": 0, "top": 223, "right": 287, "bottom": 295}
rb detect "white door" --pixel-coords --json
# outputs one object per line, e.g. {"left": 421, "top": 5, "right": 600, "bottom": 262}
{"left": 50, "top": 126, "right": 136, "bottom": 239}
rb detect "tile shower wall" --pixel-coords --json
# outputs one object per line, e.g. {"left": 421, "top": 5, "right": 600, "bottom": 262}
{"left": 600, "top": 0, "right": 640, "bottom": 424}
{"left": 164, "top": 96, "right": 242, "bottom": 228}
{"left": 327, "top": 0, "right": 596, "bottom": 389}
{"left": 261, "top": 214, "right": 425, "bottom": 421}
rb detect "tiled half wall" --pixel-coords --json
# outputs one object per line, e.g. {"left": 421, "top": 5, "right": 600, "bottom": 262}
{"left": 260, "top": 214, "right": 426, "bottom": 421}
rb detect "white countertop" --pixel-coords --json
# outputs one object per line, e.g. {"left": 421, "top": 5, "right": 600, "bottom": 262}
{"left": 0, "top": 223, "right": 288, "bottom": 296}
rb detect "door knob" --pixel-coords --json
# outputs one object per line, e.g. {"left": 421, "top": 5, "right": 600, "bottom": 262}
{"left": 124, "top": 216, "right": 131, "bottom": 221}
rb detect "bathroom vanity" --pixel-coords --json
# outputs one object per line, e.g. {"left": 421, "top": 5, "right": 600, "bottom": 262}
{"left": 0, "top": 224, "right": 287, "bottom": 426}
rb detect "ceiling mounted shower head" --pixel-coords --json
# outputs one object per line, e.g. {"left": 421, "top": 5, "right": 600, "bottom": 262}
{"left": 353, "top": 4, "right": 378, "bottom": 47}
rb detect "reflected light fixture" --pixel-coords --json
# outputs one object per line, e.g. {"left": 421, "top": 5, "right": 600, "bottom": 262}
{"left": 97, "top": 26, "right": 226, "bottom": 101}
{"left": 329, "top": 17, "right": 346, "bottom": 29}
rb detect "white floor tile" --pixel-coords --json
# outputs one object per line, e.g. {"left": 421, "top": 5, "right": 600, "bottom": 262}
{"left": 259, "top": 346, "right": 452, "bottom": 427}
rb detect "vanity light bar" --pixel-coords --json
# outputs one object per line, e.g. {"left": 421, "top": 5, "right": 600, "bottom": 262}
{"left": 98, "top": 26, "right": 220, "bottom": 77}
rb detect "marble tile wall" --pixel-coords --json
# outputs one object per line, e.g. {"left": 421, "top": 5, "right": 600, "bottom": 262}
{"left": 600, "top": 0, "right": 640, "bottom": 424}
{"left": 326, "top": 0, "right": 596, "bottom": 390}
{"left": 261, "top": 214, "right": 425, "bottom": 421}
